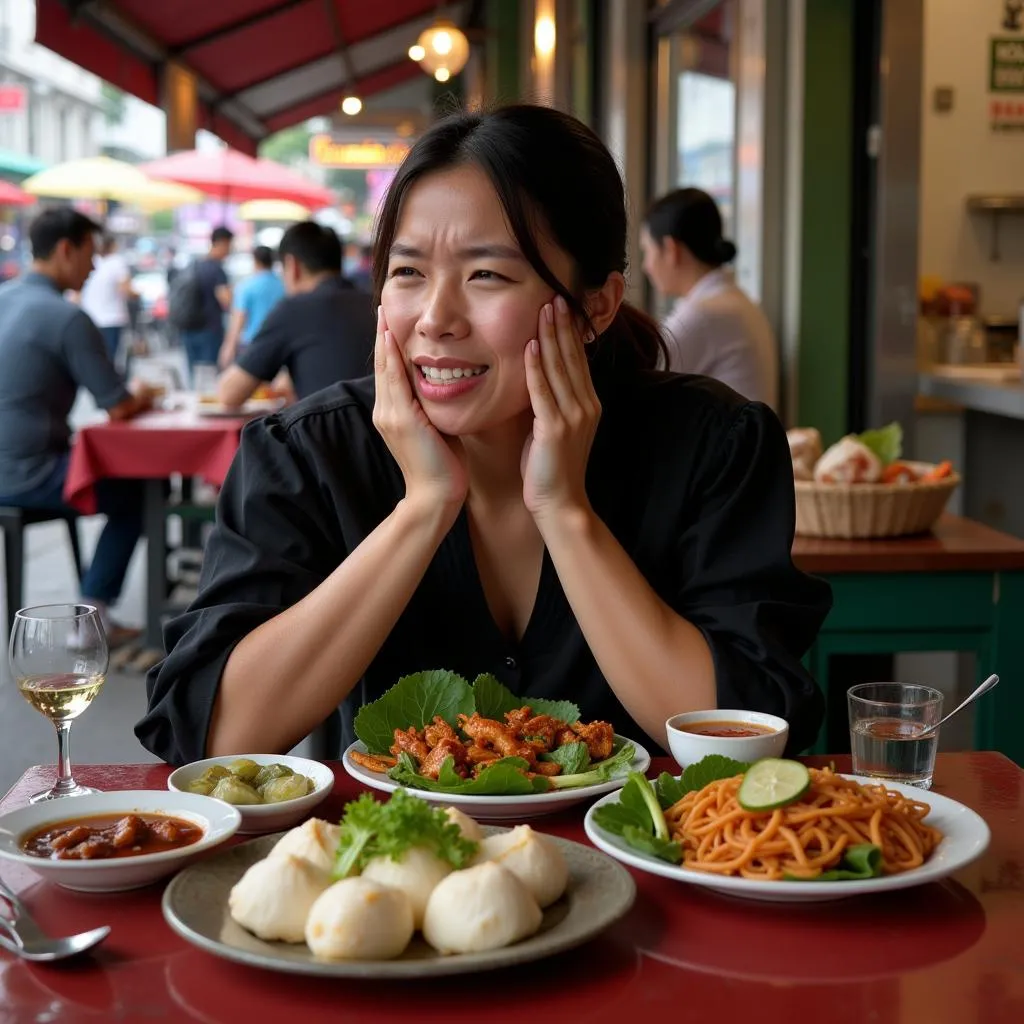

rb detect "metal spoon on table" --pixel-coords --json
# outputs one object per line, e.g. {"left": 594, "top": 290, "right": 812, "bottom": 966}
{"left": 917, "top": 674, "right": 1000, "bottom": 738}
{"left": 0, "top": 877, "right": 110, "bottom": 962}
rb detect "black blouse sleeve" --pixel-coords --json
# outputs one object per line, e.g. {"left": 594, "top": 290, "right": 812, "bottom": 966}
{"left": 672, "top": 401, "right": 832, "bottom": 753}
{"left": 135, "top": 414, "right": 343, "bottom": 765}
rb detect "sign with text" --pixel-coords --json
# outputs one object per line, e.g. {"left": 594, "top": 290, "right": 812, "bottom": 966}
{"left": 309, "top": 135, "right": 410, "bottom": 169}
{"left": 991, "top": 37, "right": 1024, "bottom": 91}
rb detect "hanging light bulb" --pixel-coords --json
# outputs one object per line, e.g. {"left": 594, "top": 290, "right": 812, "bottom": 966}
{"left": 340, "top": 95, "right": 362, "bottom": 116}
{"left": 412, "top": 18, "right": 469, "bottom": 80}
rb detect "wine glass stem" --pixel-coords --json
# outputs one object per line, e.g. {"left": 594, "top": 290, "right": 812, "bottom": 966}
{"left": 52, "top": 720, "right": 77, "bottom": 794}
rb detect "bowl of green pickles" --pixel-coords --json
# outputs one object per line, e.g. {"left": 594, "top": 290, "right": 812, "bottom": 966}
{"left": 167, "top": 754, "right": 335, "bottom": 834}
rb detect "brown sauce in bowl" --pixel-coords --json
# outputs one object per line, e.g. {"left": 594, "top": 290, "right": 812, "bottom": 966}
{"left": 22, "top": 813, "right": 203, "bottom": 860}
{"left": 677, "top": 721, "right": 776, "bottom": 738}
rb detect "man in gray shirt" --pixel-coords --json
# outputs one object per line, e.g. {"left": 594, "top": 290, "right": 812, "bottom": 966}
{"left": 0, "top": 208, "right": 155, "bottom": 645}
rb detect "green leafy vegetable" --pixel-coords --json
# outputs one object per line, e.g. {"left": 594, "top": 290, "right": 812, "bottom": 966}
{"left": 653, "top": 755, "right": 751, "bottom": 809}
{"left": 592, "top": 772, "right": 682, "bottom": 863}
{"left": 784, "top": 844, "right": 883, "bottom": 882}
{"left": 388, "top": 753, "right": 552, "bottom": 796}
{"left": 471, "top": 674, "right": 580, "bottom": 724}
{"left": 547, "top": 742, "right": 636, "bottom": 789}
{"left": 856, "top": 422, "right": 903, "bottom": 466}
{"left": 333, "top": 789, "right": 478, "bottom": 880}
{"left": 354, "top": 670, "right": 475, "bottom": 755}
{"left": 539, "top": 741, "right": 590, "bottom": 775}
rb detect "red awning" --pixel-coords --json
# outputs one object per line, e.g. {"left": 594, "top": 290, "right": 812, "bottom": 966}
{"left": 35, "top": 1, "right": 472, "bottom": 153}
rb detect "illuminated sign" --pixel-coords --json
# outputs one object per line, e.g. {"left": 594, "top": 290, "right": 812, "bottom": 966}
{"left": 309, "top": 135, "right": 411, "bottom": 169}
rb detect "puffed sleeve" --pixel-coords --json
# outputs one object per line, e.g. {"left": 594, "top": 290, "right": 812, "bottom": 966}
{"left": 135, "top": 414, "right": 344, "bottom": 765}
{"left": 673, "top": 402, "right": 832, "bottom": 753}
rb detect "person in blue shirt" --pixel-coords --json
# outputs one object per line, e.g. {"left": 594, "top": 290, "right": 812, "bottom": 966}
{"left": 218, "top": 245, "right": 284, "bottom": 369}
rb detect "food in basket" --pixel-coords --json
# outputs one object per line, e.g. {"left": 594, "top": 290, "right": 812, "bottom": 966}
{"left": 787, "top": 422, "right": 953, "bottom": 486}
{"left": 350, "top": 670, "right": 634, "bottom": 796}
{"left": 227, "top": 789, "right": 568, "bottom": 960}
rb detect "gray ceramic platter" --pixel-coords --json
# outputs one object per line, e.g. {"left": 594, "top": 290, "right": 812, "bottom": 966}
{"left": 161, "top": 826, "right": 636, "bottom": 978}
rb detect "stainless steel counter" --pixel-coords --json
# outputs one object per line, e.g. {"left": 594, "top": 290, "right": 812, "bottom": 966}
{"left": 918, "top": 372, "right": 1024, "bottom": 420}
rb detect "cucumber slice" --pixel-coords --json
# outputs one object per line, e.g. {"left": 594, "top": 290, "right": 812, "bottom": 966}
{"left": 737, "top": 758, "right": 811, "bottom": 811}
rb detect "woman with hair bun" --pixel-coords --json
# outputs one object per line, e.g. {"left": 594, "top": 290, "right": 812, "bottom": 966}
{"left": 138, "top": 105, "right": 829, "bottom": 765}
{"left": 641, "top": 188, "right": 779, "bottom": 409}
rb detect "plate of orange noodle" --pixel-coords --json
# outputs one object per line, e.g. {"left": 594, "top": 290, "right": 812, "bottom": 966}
{"left": 584, "top": 767, "right": 990, "bottom": 902}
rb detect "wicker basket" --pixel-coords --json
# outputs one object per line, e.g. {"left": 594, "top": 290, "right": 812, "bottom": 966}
{"left": 794, "top": 462, "right": 961, "bottom": 539}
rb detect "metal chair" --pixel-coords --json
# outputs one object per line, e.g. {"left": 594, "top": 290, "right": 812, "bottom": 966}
{"left": 0, "top": 507, "right": 83, "bottom": 638}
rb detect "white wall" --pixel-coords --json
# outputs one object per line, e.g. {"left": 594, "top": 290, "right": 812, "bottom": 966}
{"left": 920, "top": 0, "right": 1024, "bottom": 316}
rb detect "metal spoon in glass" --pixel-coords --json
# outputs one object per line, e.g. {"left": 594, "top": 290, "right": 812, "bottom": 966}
{"left": 0, "top": 877, "right": 110, "bottom": 962}
{"left": 917, "top": 674, "right": 1000, "bottom": 738}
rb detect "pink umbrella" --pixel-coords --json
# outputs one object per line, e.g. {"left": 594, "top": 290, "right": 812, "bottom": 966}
{"left": 0, "top": 179, "right": 35, "bottom": 206}
{"left": 139, "top": 149, "right": 335, "bottom": 208}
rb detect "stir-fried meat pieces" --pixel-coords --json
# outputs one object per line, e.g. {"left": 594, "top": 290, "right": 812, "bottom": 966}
{"left": 350, "top": 751, "right": 398, "bottom": 773}
{"left": 354, "top": 705, "right": 617, "bottom": 780}
{"left": 390, "top": 726, "right": 430, "bottom": 763}
{"left": 457, "top": 713, "right": 536, "bottom": 761}
{"left": 420, "top": 739, "right": 468, "bottom": 779}
{"left": 570, "top": 720, "right": 615, "bottom": 761}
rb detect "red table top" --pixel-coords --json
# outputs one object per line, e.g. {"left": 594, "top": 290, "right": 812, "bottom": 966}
{"left": 1, "top": 753, "right": 1021, "bottom": 1024}
{"left": 64, "top": 409, "right": 247, "bottom": 514}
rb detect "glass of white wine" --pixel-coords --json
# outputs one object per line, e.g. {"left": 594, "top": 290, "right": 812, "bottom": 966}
{"left": 10, "top": 604, "right": 108, "bottom": 803}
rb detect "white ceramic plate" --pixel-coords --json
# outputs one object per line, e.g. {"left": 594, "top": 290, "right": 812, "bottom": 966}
{"left": 0, "top": 791, "right": 241, "bottom": 893}
{"left": 168, "top": 754, "right": 335, "bottom": 835}
{"left": 342, "top": 737, "right": 650, "bottom": 821}
{"left": 162, "top": 826, "right": 636, "bottom": 978}
{"left": 584, "top": 775, "right": 991, "bottom": 903}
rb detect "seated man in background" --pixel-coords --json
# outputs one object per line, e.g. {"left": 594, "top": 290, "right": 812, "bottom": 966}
{"left": 0, "top": 208, "right": 156, "bottom": 645}
{"left": 216, "top": 222, "right": 375, "bottom": 407}
{"left": 217, "top": 245, "right": 285, "bottom": 370}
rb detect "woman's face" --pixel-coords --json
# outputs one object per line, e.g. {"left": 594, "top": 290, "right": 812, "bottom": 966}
{"left": 381, "top": 164, "right": 574, "bottom": 438}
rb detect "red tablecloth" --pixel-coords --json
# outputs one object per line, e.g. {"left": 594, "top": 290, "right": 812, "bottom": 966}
{"left": 64, "top": 410, "right": 247, "bottom": 514}
{"left": 1, "top": 753, "right": 1021, "bottom": 1024}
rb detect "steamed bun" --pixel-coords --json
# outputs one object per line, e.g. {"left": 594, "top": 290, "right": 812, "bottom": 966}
{"left": 361, "top": 846, "right": 452, "bottom": 928}
{"left": 444, "top": 806, "right": 483, "bottom": 843}
{"left": 229, "top": 853, "right": 331, "bottom": 943}
{"left": 475, "top": 825, "right": 568, "bottom": 907}
{"left": 269, "top": 818, "right": 341, "bottom": 875}
{"left": 422, "top": 861, "right": 542, "bottom": 954}
{"left": 305, "top": 877, "right": 414, "bottom": 960}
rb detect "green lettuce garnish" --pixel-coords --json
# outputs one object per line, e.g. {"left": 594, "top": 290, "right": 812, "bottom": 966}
{"left": 333, "top": 789, "right": 478, "bottom": 880}
{"left": 353, "top": 670, "right": 475, "bottom": 755}
{"left": 471, "top": 674, "right": 580, "bottom": 724}
{"left": 539, "top": 741, "right": 590, "bottom": 775}
{"left": 856, "top": 422, "right": 903, "bottom": 466}
{"left": 785, "top": 843, "right": 883, "bottom": 882}
{"left": 592, "top": 771, "right": 682, "bottom": 863}
{"left": 388, "top": 753, "right": 551, "bottom": 795}
{"left": 655, "top": 755, "right": 751, "bottom": 809}
{"left": 547, "top": 742, "right": 636, "bottom": 789}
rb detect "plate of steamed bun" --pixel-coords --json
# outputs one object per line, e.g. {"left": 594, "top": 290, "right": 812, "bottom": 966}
{"left": 161, "top": 790, "right": 635, "bottom": 977}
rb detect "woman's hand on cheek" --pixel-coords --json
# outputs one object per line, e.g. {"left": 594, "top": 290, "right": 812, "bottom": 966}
{"left": 521, "top": 296, "right": 601, "bottom": 523}
{"left": 371, "top": 305, "right": 468, "bottom": 513}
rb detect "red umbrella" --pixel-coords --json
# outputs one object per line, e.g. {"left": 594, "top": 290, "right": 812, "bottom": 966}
{"left": 0, "top": 179, "right": 35, "bottom": 206}
{"left": 139, "top": 149, "right": 335, "bottom": 208}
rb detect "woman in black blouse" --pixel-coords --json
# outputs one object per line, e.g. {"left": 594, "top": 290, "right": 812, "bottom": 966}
{"left": 137, "top": 105, "right": 831, "bottom": 765}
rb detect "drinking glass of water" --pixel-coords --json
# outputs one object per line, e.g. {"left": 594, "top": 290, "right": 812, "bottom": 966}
{"left": 10, "top": 604, "right": 108, "bottom": 803}
{"left": 848, "top": 683, "right": 943, "bottom": 789}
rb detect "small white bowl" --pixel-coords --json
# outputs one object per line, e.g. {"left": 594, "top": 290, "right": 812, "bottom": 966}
{"left": 0, "top": 790, "right": 241, "bottom": 893}
{"left": 665, "top": 709, "right": 789, "bottom": 769}
{"left": 167, "top": 754, "right": 335, "bottom": 834}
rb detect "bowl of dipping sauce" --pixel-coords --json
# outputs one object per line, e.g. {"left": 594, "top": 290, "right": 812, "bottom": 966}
{"left": 665, "top": 710, "right": 788, "bottom": 769}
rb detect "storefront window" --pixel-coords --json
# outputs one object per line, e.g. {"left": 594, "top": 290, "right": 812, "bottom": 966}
{"left": 673, "top": 2, "right": 736, "bottom": 233}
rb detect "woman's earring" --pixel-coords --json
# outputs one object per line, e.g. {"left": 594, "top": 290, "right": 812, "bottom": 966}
{"left": 585, "top": 330, "right": 596, "bottom": 344}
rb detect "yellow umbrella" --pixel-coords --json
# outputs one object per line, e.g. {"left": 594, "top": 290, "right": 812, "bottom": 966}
{"left": 237, "top": 198, "right": 310, "bottom": 222}
{"left": 22, "top": 156, "right": 202, "bottom": 209}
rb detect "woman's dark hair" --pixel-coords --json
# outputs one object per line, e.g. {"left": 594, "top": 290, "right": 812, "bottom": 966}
{"left": 643, "top": 188, "right": 737, "bottom": 268}
{"left": 372, "top": 104, "right": 668, "bottom": 373}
